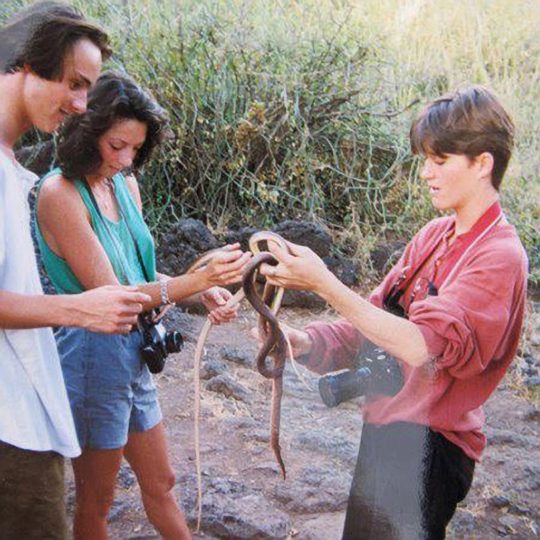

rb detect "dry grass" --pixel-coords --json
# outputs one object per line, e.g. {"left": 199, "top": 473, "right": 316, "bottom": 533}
{"left": 2, "top": 0, "right": 538, "bottom": 282}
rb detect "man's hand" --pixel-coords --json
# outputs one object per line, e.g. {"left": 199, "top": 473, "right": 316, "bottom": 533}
{"left": 200, "top": 286, "right": 239, "bottom": 325}
{"left": 69, "top": 285, "right": 151, "bottom": 333}
{"left": 251, "top": 321, "right": 313, "bottom": 359}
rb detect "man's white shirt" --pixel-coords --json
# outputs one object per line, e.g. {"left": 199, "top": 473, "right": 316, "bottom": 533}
{"left": 0, "top": 150, "right": 80, "bottom": 457}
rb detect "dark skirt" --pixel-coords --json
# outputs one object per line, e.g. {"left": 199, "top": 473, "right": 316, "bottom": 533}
{"left": 342, "top": 422, "right": 475, "bottom": 540}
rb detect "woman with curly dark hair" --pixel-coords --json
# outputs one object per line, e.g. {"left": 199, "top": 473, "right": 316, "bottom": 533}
{"left": 35, "top": 70, "right": 250, "bottom": 540}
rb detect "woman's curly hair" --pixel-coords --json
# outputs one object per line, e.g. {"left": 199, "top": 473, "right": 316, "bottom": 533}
{"left": 57, "top": 70, "right": 170, "bottom": 180}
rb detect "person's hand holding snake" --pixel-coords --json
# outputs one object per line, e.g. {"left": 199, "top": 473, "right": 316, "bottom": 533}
{"left": 195, "top": 242, "right": 252, "bottom": 288}
{"left": 200, "top": 287, "right": 239, "bottom": 325}
{"left": 251, "top": 321, "right": 313, "bottom": 359}
{"left": 259, "top": 240, "right": 332, "bottom": 294}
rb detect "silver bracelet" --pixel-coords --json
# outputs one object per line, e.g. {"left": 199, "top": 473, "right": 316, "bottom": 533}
{"left": 159, "top": 276, "right": 175, "bottom": 306}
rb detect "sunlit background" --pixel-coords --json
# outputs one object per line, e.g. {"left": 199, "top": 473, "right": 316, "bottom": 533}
{"left": 2, "top": 0, "right": 538, "bottom": 285}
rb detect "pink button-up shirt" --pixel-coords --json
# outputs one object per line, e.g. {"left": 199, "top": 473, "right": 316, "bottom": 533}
{"left": 303, "top": 204, "right": 528, "bottom": 461}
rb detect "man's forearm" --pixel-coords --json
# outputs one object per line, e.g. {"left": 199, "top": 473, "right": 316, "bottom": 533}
{"left": 0, "top": 273, "right": 213, "bottom": 331}
{"left": 0, "top": 290, "right": 75, "bottom": 329}
{"left": 315, "top": 273, "right": 429, "bottom": 367}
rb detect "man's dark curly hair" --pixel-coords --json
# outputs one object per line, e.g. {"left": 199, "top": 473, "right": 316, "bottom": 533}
{"left": 57, "top": 70, "right": 170, "bottom": 180}
{"left": 0, "top": 1, "right": 111, "bottom": 79}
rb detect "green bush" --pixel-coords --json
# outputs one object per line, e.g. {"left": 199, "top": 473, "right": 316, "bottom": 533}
{"left": 2, "top": 0, "right": 538, "bottom": 285}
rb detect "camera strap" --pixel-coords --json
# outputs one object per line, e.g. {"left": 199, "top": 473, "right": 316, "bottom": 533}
{"left": 82, "top": 178, "right": 134, "bottom": 286}
{"left": 437, "top": 201, "right": 503, "bottom": 287}
{"left": 82, "top": 177, "right": 152, "bottom": 284}
{"left": 82, "top": 178, "right": 165, "bottom": 331}
{"left": 384, "top": 201, "right": 503, "bottom": 316}
{"left": 113, "top": 189, "right": 152, "bottom": 283}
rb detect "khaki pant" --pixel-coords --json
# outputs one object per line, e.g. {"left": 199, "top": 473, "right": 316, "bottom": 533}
{"left": 0, "top": 440, "right": 67, "bottom": 540}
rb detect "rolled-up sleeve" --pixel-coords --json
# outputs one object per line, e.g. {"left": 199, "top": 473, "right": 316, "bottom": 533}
{"left": 409, "top": 245, "right": 525, "bottom": 379}
{"left": 299, "top": 320, "right": 364, "bottom": 375}
{"left": 297, "top": 222, "right": 448, "bottom": 375}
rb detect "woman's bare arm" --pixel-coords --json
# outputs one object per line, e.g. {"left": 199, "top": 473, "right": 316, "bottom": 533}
{"left": 37, "top": 175, "right": 250, "bottom": 312}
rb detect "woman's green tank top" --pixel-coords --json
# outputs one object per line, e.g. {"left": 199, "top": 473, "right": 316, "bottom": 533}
{"left": 35, "top": 169, "right": 156, "bottom": 294}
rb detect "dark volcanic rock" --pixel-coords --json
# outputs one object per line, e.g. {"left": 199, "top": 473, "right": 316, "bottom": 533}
{"left": 509, "top": 503, "right": 531, "bottom": 516}
{"left": 524, "top": 464, "right": 540, "bottom": 478}
{"left": 222, "top": 226, "right": 261, "bottom": 252}
{"left": 200, "top": 357, "right": 227, "bottom": 380}
{"left": 248, "top": 462, "right": 282, "bottom": 475}
{"left": 223, "top": 417, "right": 258, "bottom": 430}
{"left": 497, "top": 514, "right": 522, "bottom": 535}
{"left": 108, "top": 500, "right": 130, "bottom": 522}
{"left": 220, "top": 345, "right": 255, "bottom": 367}
{"left": 201, "top": 493, "right": 290, "bottom": 539}
{"left": 157, "top": 219, "right": 358, "bottom": 308}
{"left": 525, "top": 375, "right": 540, "bottom": 387}
{"left": 294, "top": 430, "right": 359, "bottom": 466}
{"left": 323, "top": 255, "right": 359, "bottom": 287}
{"left": 272, "top": 220, "right": 332, "bottom": 257}
{"left": 157, "top": 219, "right": 219, "bottom": 275}
{"left": 448, "top": 509, "right": 477, "bottom": 537}
{"left": 278, "top": 252, "right": 359, "bottom": 308}
{"left": 171, "top": 218, "right": 220, "bottom": 252}
{"left": 370, "top": 240, "right": 407, "bottom": 275}
{"left": 117, "top": 465, "right": 137, "bottom": 489}
{"left": 521, "top": 405, "right": 540, "bottom": 422}
{"left": 206, "top": 373, "right": 251, "bottom": 401}
{"left": 486, "top": 428, "right": 533, "bottom": 447}
{"left": 161, "top": 309, "right": 199, "bottom": 343}
{"left": 179, "top": 474, "right": 291, "bottom": 539}
{"left": 280, "top": 289, "right": 326, "bottom": 309}
{"left": 158, "top": 242, "right": 199, "bottom": 277}
{"left": 221, "top": 221, "right": 332, "bottom": 259}
{"left": 489, "top": 495, "right": 510, "bottom": 508}
{"left": 272, "top": 466, "right": 351, "bottom": 513}
{"left": 242, "top": 429, "right": 271, "bottom": 443}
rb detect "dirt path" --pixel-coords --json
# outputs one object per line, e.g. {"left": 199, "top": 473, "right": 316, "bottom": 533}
{"left": 65, "top": 306, "right": 540, "bottom": 539}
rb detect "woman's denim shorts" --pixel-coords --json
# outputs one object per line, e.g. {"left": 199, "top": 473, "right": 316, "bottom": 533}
{"left": 55, "top": 327, "right": 162, "bottom": 449}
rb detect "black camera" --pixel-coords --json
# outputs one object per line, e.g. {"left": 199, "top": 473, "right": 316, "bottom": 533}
{"left": 138, "top": 312, "right": 184, "bottom": 374}
{"left": 317, "top": 279, "right": 438, "bottom": 408}
{"left": 318, "top": 342, "right": 404, "bottom": 407}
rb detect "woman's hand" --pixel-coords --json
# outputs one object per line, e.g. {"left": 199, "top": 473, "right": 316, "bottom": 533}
{"left": 200, "top": 286, "right": 239, "bottom": 325}
{"left": 259, "top": 241, "right": 333, "bottom": 294}
{"left": 199, "top": 243, "right": 252, "bottom": 288}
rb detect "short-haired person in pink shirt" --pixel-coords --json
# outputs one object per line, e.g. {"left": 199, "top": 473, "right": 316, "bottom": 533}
{"left": 258, "top": 86, "right": 528, "bottom": 539}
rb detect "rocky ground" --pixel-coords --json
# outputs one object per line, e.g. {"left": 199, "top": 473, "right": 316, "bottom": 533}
{"left": 25, "top": 149, "right": 540, "bottom": 539}
{"left": 64, "top": 301, "right": 540, "bottom": 540}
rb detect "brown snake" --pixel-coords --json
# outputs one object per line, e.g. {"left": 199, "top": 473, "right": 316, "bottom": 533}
{"left": 242, "top": 251, "right": 288, "bottom": 479}
{"left": 189, "top": 231, "right": 289, "bottom": 531}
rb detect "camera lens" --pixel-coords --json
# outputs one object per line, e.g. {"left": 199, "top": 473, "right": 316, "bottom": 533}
{"left": 141, "top": 345, "right": 166, "bottom": 374}
{"left": 165, "top": 331, "right": 183, "bottom": 354}
{"left": 318, "top": 367, "right": 372, "bottom": 407}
